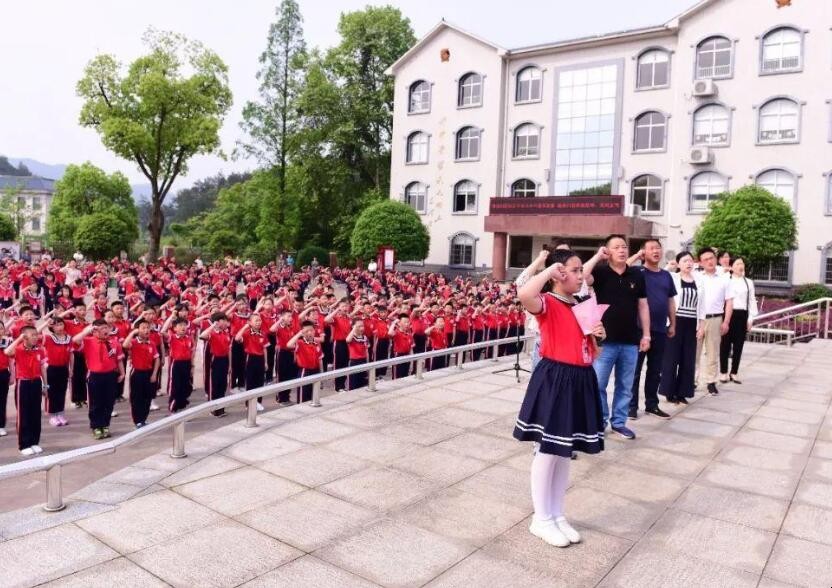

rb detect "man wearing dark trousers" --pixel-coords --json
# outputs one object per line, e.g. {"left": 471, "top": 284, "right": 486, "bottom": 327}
{"left": 627, "top": 239, "right": 677, "bottom": 420}
{"left": 74, "top": 319, "right": 125, "bottom": 440}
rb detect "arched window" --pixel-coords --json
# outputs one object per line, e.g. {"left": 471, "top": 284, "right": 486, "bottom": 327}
{"left": 756, "top": 169, "right": 796, "bottom": 207}
{"left": 636, "top": 50, "right": 670, "bottom": 89}
{"left": 408, "top": 80, "right": 431, "bottom": 113}
{"left": 449, "top": 232, "right": 476, "bottom": 267}
{"left": 759, "top": 98, "right": 799, "bottom": 143}
{"left": 631, "top": 174, "right": 663, "bottom": 214}
{"left": 634, "top": 111, "right": 666, "bottom": 151}
{"left": 512, "top": 123, "right": 539, "bottom": 158}
{"left": 405, "top": 131, "right": 428, "bottom": 164}
{"left": 455, "top": 126, "right": 480, "bottom": 160}
{"left": 695, "top": 36, "right": 733, "bottom": 79}
{"left": 453, "top": 180, "right": 478, "bottom": 214}
{"left": 761, "top": 27, "right": 802, "bottom": 73}
{"left": 458, "top": 73, "right": 483, "bottom": 107}
{"left": 516, "top": 67, "right": 542, "bottom": 102}
{"left": 511, "top": 179, "right": 537, "bottom": 198}
{"left": 693, "top": 104, "right": 730, "bottom": 146}
{"left": 689, "top": 171, "right": 727, "bottom": 212}
{"left": 404, "top": 181, "right": 427, "bottom": 214}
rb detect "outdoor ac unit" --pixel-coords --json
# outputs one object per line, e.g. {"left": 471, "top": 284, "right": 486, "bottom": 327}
{"left": 687, "top": 146, "right": 712, "bottom": 165}
{"left": 692, "top": 79, "right": 717, "bottom": 97}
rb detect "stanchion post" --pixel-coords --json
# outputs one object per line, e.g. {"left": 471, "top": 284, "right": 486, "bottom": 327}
{"left": 415, "top": 359, "right": 424, "bottom": 380}
{"left": 312, "top": 381, "right": 322, "bottom": 407}
{"left": 491, "top": 344, "right": 499, "bottom": 361}
{"left": 246, "top": 398, "right": 258, "bottom": 428}
{"left": 369, "top": 368, "right": 376, "bottom": 391}
{"left": 172, "top": 422, "right": 187, "bottom": 458}
{"left": 44, "top": 465, "right": 65, "bottom": 512}
{"left": 456, "top": 351, "right": 463, "bottom": 370}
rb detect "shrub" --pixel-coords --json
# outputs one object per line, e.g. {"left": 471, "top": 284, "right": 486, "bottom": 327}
{"left": 794, "top": 283, "right": 832, "bottom": 304}
{"left": 350, "top": 200, "right": 429, "bottom": 262}
{"left": 297, "top": 245, "right": 329, "bottom": 267}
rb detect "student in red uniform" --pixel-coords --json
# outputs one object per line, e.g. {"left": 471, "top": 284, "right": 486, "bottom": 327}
{"left": 411, "top": 308, "right": 427, "bottom": 354}
{"left": 345, "top": 319, "right": 369, "bottom": 390}
{"left": 325, "top": 299, "right": 352, "bottom": 391}
{"left": 425, "top": 316, "right": 448, "bottom": 371}
{"left": 110, "top": 300, "right": 132, "bottom": 402}
{"left": 71, "top": 279, "right": 87, "bottom": 307}
{"left": 73, "top": 319, "right": 124, "bottom": 440}
{"left": 42, "top": 317, "right": 72, "bottom": 427}
{"left": 389, "top": 313, "right": 414, "bottom": 379}
{"left": 5, "top": 325, "right": 47, "bottom": 455}
{"left": 270, "top": 309, "right": 296, "bottom": 404}
{"left": 236, "top": 313, "right": 269, "bottom": 412}
{"left": 229, "top": 297, "right": 251, "bottom": 390}
{"left": 199, "top": 311, "right": 232, "bottom": 417}
{"left": 123, "top": 320, "right": 160, "bottom": 427}
{"left": 289, "top": 320, "right": 323, "bottom": 403}
{"left": 164, "top": 318, "right": 195, "bottom": 413}
{"left": 471, "top": 304, "right": 486, "bottom": 361}
{"left": 373, "top": 306, "right": 391, "bottom": 378}
{"left": 63, "top": 301, "right": 89, "bottom": 409}
{"left": 0, "top": 322, "right": 11, "bottom": 438}
{"left": 513, "top": 249, "right": 607, "bottom": 548}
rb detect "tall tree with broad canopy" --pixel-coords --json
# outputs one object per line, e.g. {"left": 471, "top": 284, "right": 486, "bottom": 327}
{"left": 76, "top": 29, "right": 232, "bottom": 261}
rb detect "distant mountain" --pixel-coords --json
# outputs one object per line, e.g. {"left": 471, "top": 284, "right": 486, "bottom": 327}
{"left": 6, "top": 157, "right": 151, "bottom": 201}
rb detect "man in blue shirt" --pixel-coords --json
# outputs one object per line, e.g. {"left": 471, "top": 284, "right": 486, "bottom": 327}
{"left": 628, "top": 239, "right": 677, "bottom": 419}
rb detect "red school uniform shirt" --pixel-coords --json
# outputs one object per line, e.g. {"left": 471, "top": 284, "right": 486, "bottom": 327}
{"left": 331, "top": 314, "right": 352, "bottom": 341}
{"left": 207, "top": 328, "right": 232, "bottom": 358}
{"left": 391, "top": 327, "right": 414, "bottom": 355}
{"left": 534, "top": 293, "right": 596, "bottom": 366}
{"left": 242, "top": 329, "right": 269, "bottom": 356}
{"left": 428, "top": 328, "right": 447, "bottom": 350}
{"left": 230, "top": 311, "right": 251, "bottom": 338}
{"left": 14, "top": 344, "right": 46, "bottom": 380}
{"left": 167, "top": 333, "right": 194, "bottom": 361}
{"left": 347, "top": 336, "right": 369, "bottom": 360}
{"left": 410, "top": 315, "right": 426, "bottom": 336}
{"left": 273, "top": 322, "right": 295, "bottom": 350}
{"left": 294, "top": 337, "right": 323, "bottom": 370}
{"left": 129, "top": 338, "right": 159, "bottom": 371}
{"left": 43, "top": 333, "right": 72, "bottom": 367}
{"left": 71, "top": 284, "right": 87, "bottom": 300}
{"left": 82, "top": 336, "right": 123, "bottom": 374}
{"left": 374, "top": 318, "right": 390, "bottom": 339}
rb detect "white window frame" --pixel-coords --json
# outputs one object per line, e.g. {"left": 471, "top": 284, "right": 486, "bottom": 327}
{"left": 754, "top": 168, "right": 797, "bottom": 208}
{"left": 510, "top": 178, "right": 537, "bottom": 198}
{"left": 512, "top": 123, "right": 541, "bottom": 159}
{"left": 457, "top": 72, "right": 483, "bottom": 108}
{"left": 515, "top": 66, "right": 543, "bottom": 103}
{"left": 632, "top": 110, "right": 668, "bottom": 153}
{"left": 630, "top": 174, "right": 664, "bottom": 215}
{"left": 405, "top": 131, "right": 429, "bottom": 165}
{"left": 756, "top": 97, "right": 802, "bottom": 145}
{"left": 408, "top": 80, "right": 431, "bottom": 114}
{"left": 635, "top": 48, "right": 671, "bottom": 90}
{"left": 688, "top": 171, "right": 728, "bottom": 213}
{"left": 822, "top": 241, "right": 832, "bottom": 284}
{"left": 454, "top": 126, "right": 482, "bottom": 161}
{"left": 825, "top": 171, "right": 832, "bottom": 216}
{"left": 452, "top": 180, "right": 479, "bottom": 215}
{"left": 449, "top": 232, "right": 477, "bottom": 267}
{"left": 695, "top": 35, "right": 734, "bottom": 80}
{"left": 403, "top": 181, "right": 427, "bottom": 215}
{"left": 692, "top": 102, "right": 732, "bottom": 147}
{"left": 759, "top": 26, "right": 804, "bottom": 75}
{"left": 748, "top": 254, "right": 792, "bottom": 285}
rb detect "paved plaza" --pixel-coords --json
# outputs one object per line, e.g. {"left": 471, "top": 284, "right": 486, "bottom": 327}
{"left": 1, "top": 341, "right": 831, "bottom": 587}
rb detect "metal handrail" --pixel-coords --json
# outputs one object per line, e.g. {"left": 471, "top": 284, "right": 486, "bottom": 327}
{"left": 0, "top": 334, "right": 536, "bottom": 512}
{"left": 753, "top": 297, "right": 832, "bottom": 322}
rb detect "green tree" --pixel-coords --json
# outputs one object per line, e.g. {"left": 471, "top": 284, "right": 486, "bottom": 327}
{"left": 76, "top": 29, "right": 232, "bottom": 261}
{"left": 351, "top": 200, "right": 429, "bottom": 261}
{"left": 0, "top": 213, "right": 17, "bottom": 240}
{"left": 48, "top": 162, "right": 138, "bottom": 248}
{"left": 74, "top": 211, "right": 133, "bottom": 259}
{"left": 0, "top": 156, "right": 31, "bottom": 176}
{"left": 694, "top": 184, "right": 797, "bottom": 267}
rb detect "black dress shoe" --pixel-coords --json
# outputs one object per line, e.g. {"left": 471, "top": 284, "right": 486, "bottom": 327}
{"left": 678, "top": 398, "right": 689, "bottom": 405}
{"left": 646, "top": 407, "right": 671, "bottom": 419}
{"left": 707, "top": 383, "right": 719, "bottom": 396}
{"left": 628, "top": 407, "right": 639, "bottom": 419}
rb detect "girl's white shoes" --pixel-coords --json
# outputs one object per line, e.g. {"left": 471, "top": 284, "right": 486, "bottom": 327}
{"left": 529, "top": 517, "right": 570, "bottom": 548}
{"left": 555, "top": 516, "right": 582, "bottom": 544}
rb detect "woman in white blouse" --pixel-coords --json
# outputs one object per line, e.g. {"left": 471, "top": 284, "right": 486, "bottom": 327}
{"left": 719, "top": 257, "right": 758, "bottom": 383}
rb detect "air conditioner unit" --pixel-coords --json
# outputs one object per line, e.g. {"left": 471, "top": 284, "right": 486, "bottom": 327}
{"left": 692, "top": 79, "right": 717, "bottom": 97}
{"left": 687, "top": 146, "right": 712, "bottom": 164}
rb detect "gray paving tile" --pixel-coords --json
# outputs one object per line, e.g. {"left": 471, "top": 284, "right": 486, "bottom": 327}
{"left": 69, "top": 480, "right": 146, "bottom": 505}
{"left": 717, "top": 445, "right": 807, "bottom": 472}
{"left": 321, "top": 466, "right": 439, "bottom": 512}
{"left": 455, "top": 396, "right": 519, "bottom": 416}
{"left": 99, "top": 466, "right": 169, "bottom": 488}
{"left": 453, "top": 464, "right": 533, "bottom": 512}
{"left": 0, "top": 524, "right": 117, "bottom": 588}
{"left": 272, "top": 416, "right": 360, "bottom": 444}
{"left": 665, "top": 417, "right": 737, "bottom": 438}
{"left": 76, "top": 489, "right": 221, "bottom": 553}
{"left": 615, "top": 447, "right": 711, "bottom": 479}
{"left": 316, "top": 518, "right": 474, "bottom": 588}
{"left": 405, "top": 386, "right": 477, "bottom": 405}
{"left": 422, "top": 406, "right": 500, "bottom": 429}
{"left": 174, "top": 466, "right": 304, "bottom": 516}
{"left": 744, "top": 416, "right": 817, "bottom": 438}
{"left": 41, "top": 556, "right": 167, "bottom": 587}
{"left": 325, "top": 430, "right": 420, "bottom": 464}
{"left": 756, "top": 406, "right": 824, "bottom": 425}
{"left": 434, "top": 431, "right": 523, "bottom": 462}
{"left": 764, "top": 535, "right": 832, "bottom": 587}
{"left": 129, "top": 520, "right": 301, "bottom": 588}
{"left": 425, "top": 550, "right": 564, "bottom": 587}
{"left": 236, "top": 489, "right": 378, "bottom": 552}
{"left": 582, "top": 463, "right": 688, "bottom": 503}
{"left": 564, "top": 485, "right": 667, "bottom": 540}
{"left": 388, "top": 446, "right": 490, "bottom": 486}
{"left": 766, "top": 397, "right": 830, "bottom": 413}
{"left": 782, "top": 503, "right": 832, "bottom": 545}
{"left": 811, "top": 440, "right": 832, "bottom": 459}
{"left": 240, "top": 555, "right": 379, "bottom": 587}
{"left": 0, "top": 500, "right": 115, "bottom": 541}
{"left": 793, "top": 480, "right": 832, "bottom": 510}
{"left": 377, "top": 416, "right": 465, "bottom": 446}
{"left": 675, "top": 407, "right": 750, "bottom": 426}
{"left": 220, "top": 430, "right": 306, "bottom": 463}
{"left": 699, "top": 462, "right": 800, "bottom": 500}
{"left": 257, "top": 446, "right": 371, "bottom": 487}
{"left": 804, "top": 456, "right": 832, "bottom": 483}
{"left": 160, "top": 454, "right": 245, "bottom": 487}
{"left": 733, "top": 429, "right": 815, "bottom": 455}
{"left": 639, "top": 430, "right": 723, "bottom": 457}
{"left": 673, "top": 483, "right": 789, "bottom": 532}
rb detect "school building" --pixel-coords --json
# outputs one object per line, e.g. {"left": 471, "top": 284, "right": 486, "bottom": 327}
{"left": 386, "top": 0, "right": 832, "bottom": 287}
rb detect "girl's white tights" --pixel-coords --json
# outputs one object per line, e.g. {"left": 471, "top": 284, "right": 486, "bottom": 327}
{"left": 530, "top": 449, "right": 571, "bottom": 522}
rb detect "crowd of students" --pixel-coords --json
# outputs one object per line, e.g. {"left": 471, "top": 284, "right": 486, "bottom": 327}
{"left": 0, "top": 256, "right": 527, "bottom": 457}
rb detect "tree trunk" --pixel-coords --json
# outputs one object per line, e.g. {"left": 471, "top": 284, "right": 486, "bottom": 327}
{"left": 147, "top": 194, "right": 165, "bottom": 261}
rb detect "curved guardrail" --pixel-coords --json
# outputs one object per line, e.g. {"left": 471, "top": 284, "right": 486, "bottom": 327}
{"left": 0, "top": 334, "right": 536, "bottom": 512}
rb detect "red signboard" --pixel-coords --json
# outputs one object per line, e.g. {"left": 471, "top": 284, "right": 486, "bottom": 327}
{"left": 489, "top": 195, "right": 624, "bottom": 215}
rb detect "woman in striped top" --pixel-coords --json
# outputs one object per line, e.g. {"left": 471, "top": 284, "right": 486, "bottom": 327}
{"left": 659, "top": 252, "right": 703, "bottom": 404}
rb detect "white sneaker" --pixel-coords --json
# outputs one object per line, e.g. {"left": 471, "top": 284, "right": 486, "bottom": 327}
{"left": 149, "top": 401, "right": 160, "bottom": 411}
{"left": 529, "top": 517, "right": 570, "bottom": 547}
{"left": 0, "top": 427, "right": 7, "bottom": 437}
{"left": 256, "top": 402, "right": 265, "bottom": 413}
{"left": 555, "top": 516, "right": 581, "bottom": 544}
{"left": 111, "top": 409, "right": 119, "bottom": 417}
{"left": 32, "top": 445, "right": 43, "bottom": 454}
{"left": 20, "top": 447, "right": 35, "bottom": 456}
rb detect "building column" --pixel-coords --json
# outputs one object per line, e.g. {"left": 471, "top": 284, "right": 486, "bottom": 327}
{"left": 492, "top": 232, "right": 507, "bottom": 281}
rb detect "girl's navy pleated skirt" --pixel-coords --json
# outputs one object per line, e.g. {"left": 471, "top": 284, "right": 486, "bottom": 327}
{"left": 513, "top": 357, "right": 605, "bottom": 457}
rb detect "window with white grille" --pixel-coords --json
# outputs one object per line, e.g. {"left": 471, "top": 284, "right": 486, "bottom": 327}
{"left": 761, "top": 28, "right": 801, "bottom": 73}
{"left": 409, "top": 81, "right": 431, "bottom": 113}
{"left": 513, "top": 124, "right": 540, "bottom": 158}
{"left": 758, "top": 98, "right": 799, "bottom": 144}
{"left": 631, "top": 175, "right": 663, "bottom": 213}
{"left": 756, "top": 169, "right": 795, "bottom": 207}
{"left": 636, "top": 50, "right": 669, "bottom": 89}
{"left": 406, "top": 132, "right": 428, "bottom": 164}
{"left": 458, "top": 73, "right": 483, "bottom": 107}
{"left": 450, "top": 233, "right": 475, "bottom": 266}
{"left": 693, "top": 104, "right": 730, "bottom": 146}
{"left": 696, "top": 36, "right": 733, "bottom": 79}
{"left": 689, "top": 171, "right": 727, "bottom": 212}
{"left": 455, "top": 127, "right": 480, "bottom": 160}
{"left": 453, "top": 180, "right": 478, "bottom": 214}
{"left": 516, "top": 67, "right": 542, "bottom": 102}
{"left": 511, "top": 179, "right": 536, "bottom": 198}
{"left": 404, "top": 182, "right": 426, "bottom": 214}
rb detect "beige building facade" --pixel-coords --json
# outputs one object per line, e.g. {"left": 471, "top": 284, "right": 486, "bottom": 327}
{"left": 387, "top": 0, "right": 832, "bottom": 287}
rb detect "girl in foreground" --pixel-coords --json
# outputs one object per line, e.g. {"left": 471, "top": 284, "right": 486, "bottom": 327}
{"left": 513, "top": 249, "right": 606, "bottom": 547}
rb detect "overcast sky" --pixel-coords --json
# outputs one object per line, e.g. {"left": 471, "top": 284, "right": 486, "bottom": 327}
{"left": 0, "top": 0, "right": 694, "bottom": 189}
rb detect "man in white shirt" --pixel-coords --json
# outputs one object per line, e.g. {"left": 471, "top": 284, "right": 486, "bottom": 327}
{"left": 696, "top": 247, "right": 733, "bottom": 395}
